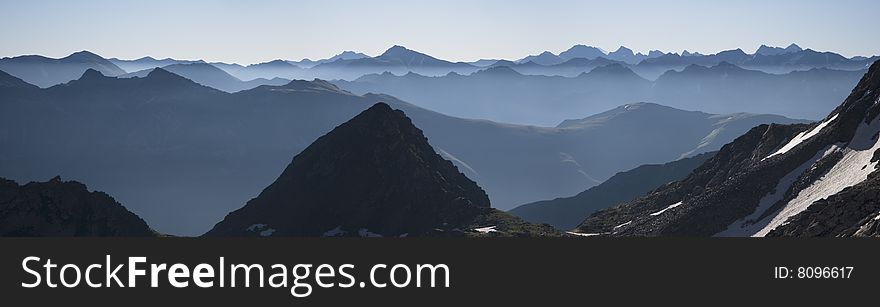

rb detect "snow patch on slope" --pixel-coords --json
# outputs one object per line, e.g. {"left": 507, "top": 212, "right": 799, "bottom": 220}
{"left": 716, "top": 147, "right": 831, "bottom": 237}
{"left": 566, "top": 231, "right": 603, "bottom": 237}
{"left": 613, "top": 220, "right": 632, "bottom": 229}
{"left": 650, "top": 201, "right": 683, "bottom": 216}
{"left": 474, "top": 225, "right": 498, "bottom": 233}
{"left": 764, "top": 114, "right": 838, "bottom": 160}
{"left": 755, "top": 118, "right": 880, "bottom": 236}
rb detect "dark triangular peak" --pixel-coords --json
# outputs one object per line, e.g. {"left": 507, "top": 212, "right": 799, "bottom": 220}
{"left": 0, "top": 176, "right": 156, "bottom": 236}
{"left": 205, "top": 103, "right": 560, "bottom": 237}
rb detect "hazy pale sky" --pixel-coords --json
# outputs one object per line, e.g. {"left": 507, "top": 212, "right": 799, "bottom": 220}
{"left": 1, "top": 0, "right": 877, "bottom": 64}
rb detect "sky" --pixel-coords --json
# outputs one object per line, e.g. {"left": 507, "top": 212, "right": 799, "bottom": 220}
{"left": 1, "top": 0, "right": 877, "bottom": 64}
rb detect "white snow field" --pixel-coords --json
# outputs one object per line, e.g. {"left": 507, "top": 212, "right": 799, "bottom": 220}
{"left": 764, "top": 113, "right": 838, "bottom": 161}
{"left": 716, "top": 148, "right": 831, "bottom": 237}
{"left": 719, "top": 116, "right": 880, "bottom": 237}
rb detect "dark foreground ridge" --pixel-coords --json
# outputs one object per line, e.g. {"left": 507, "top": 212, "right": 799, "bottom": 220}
{"left": 0, "top": 176, "right": 156, "bottom": 236}
{"left": 206, "top": 103, "right": 561, "bottom": 237}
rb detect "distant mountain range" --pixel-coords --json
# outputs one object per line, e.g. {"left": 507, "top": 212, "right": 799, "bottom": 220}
{"left": 109, "top": 56, "right": 204, "bottom": 73}
{"left": 4, "top": 44, "right": 874, "bottom": 88}
{"left": 4, "top": 48, "right": 860, "bottom": 126}
{"left": 518, "top": 45, "right": 662, "bottom": 65}
{"left": 0, "top": 68, "right": 802, "bottom": 235}
{"left": 0, "top": 51, "right": 126, "bottom": 87}
{"left": 290, "top": 51, "right": 370, "bottom": 68}
{"left": 305, "top": 45, "right": 480, "bottom": 80}
{"left": 335, "top": 62, "right": 863, "bottom": 125}
{"left": 120, "top": 62, "right": 290, "bottom": 92}
{"left": 634, "top": 45, "right": 876, "bottom": 79}
{"left": 575, "top": 61, "right": 880, "bottom": 237}
{"left": 755, "top": 43, "right": 803, "bottom": 56}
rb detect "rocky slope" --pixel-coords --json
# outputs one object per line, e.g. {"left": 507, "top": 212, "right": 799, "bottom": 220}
{"left": 576, "top": 60, "right": 880, "bottom": 237}
{"left": 205, "top": 103, "right": 560, "bottom": 237}
{"left": 0, "top": 176, "right": 155, "bottom": 236}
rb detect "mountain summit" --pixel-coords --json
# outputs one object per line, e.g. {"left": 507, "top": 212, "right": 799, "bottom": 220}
{"left": 205, "top": 103, "right": 560, "bottom": 237}
{"left": 377, "top": 45, "right": 457, "bottom": 66}
{"left": 756, "top": 43, "right": 804, "bottom": 56}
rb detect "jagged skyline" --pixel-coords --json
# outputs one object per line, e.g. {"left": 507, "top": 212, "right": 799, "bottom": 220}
{"left": 1, "top": 0, "right": 878, "bottom": 64}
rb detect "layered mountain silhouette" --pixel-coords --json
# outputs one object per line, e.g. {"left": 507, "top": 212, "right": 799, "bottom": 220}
{"left": 219, "top": 59, "right": 305, "bottom": 81}
{"left": 635, "top": 47, "right": 875, "bottom": 79}
{"left": 518, "top": 51, "right": 566, "bottom": 66}
{"left": 0, "top": 69, "right": 801, "bottom": 235}
{"left": 0, "top": 69, "right": 38, "bottom": 89}
{"left": 336, "top": 63, "right": 861, "bottom": 125}
{"left": 755, "top": 43, "right": 803, "bottom": 56}
{"left": 519, "top": 45, "right": 662, "bottom": 66}
{"left": 510, "top": 152, "right": 715, "bottom": 230}
{"left": 109, "top": 56, "right": 204, "bottom": 73}
{"left": 309, "top": 45, "right": 479, "bottom": 80}
{"left": 206, "top": 103, "right": 560, "bottom": 237}
{"left": 290, "top": 51, "right": 370, "bottom": 68}
{"left": 0, "top": 176, "right": 155, "bottom": 236}
{"left": 120, "top": 63, "right": 290, "bottom": 92}
{"left": 576, "top": 61, "right": 880, "bottom": 237}
{"left": 0, "top": 51, "right": 125, "bottom": 87}
{"left": 558, "top": 45, "right": 607, "bottom": 61}
{"left": 3, "top": 46, "right": 874, "bottom": 88}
